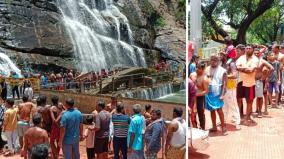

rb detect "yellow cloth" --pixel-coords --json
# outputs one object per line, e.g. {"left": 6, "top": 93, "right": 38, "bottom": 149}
{"left": 227, "top": 79, "right": 237, "bottom": 89}
{"left": 3, "top": 108, "right": 18, "bottom": 131}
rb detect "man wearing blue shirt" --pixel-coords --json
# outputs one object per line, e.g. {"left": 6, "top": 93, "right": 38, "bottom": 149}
{"left": 127, "top": 104, "right": 145, "bottom": 159}
{"left": 145, "top": 109, "right": 165, "bottom": 159}
{"left": 59, "top": 98, "right": 83, "bottom": 159}
{"left": 189, "top": 55, "right": 199, "bottom": 75}
{"left": 40, "top": 74, "right": 48, "bottom": 89}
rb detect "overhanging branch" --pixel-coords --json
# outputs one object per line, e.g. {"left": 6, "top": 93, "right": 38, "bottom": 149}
{"left": 201, "top": 0, "right": 228, "bottom": 39}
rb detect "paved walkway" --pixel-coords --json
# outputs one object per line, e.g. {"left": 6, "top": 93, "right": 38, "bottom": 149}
{"left": 189, "top": 104, "right": 284, "bottom": 159}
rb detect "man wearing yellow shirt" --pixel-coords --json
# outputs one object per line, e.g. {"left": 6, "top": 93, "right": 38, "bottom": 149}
{"left": 220, "top": 52, "right": 241, "bottom": 130}
{"left": 3, "top": 98, "right": 19, "bottom": 156}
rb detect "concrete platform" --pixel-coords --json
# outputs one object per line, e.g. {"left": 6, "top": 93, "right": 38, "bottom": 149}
{"left": 189, "top": 104, "right": 284, "bottom": 159}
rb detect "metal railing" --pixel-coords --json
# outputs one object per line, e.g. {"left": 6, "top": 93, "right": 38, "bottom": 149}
{"left": 39, "top": 72, "right": 174, "bottom": 94}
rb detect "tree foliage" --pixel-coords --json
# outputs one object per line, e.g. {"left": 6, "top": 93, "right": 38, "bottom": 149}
{"left": 201, "top": 0, "right": 276, "bottom": 44}
{"left": 247, "top": 2, "right": 284, "bottom": 44}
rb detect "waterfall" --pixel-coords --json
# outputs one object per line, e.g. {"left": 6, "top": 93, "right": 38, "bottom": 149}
{"left": 57, "top": 0, "right": 147, "bottom": 72}
{"left": 0, "top": 53, "right": 21, "bottom": 77}
{"left": 121, "top": 83, "right": 174, "bottom": 100}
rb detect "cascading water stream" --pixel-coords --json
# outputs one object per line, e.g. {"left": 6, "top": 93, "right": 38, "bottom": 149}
{"left": 0, "top": 53, "right": 21, "bottom": 77}
{"left": 121, "top": 83, "right": 175, "bottom": 100}
{"left": 57, "top": 0, "right": 146, "bottom": 72}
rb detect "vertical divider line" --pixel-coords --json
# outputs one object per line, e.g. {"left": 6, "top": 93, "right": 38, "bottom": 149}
{"left": 186, "top": 0, "right": 189, "bottom": 158}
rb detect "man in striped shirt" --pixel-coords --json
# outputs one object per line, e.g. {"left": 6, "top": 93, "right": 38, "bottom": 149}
{"left": 112, "top": 103, "right": 130, "bottom": 159}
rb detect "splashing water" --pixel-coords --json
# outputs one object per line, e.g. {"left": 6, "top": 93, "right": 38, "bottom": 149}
{"left": 57, "top": 0, "right": 147, "bottom": 72}
{"left": 121, "top": 83, "right": 174, "bottom": 100}
{"left": 0, "top": 53, "right": 21, "bottom": 77}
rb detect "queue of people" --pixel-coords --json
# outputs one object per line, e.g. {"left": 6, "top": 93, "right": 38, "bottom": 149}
{"left": 0, "top": 72, "right": 34, "bottom": 101}
{"left": 189, "top": 37, "right": 284, "bottom": 136}
{"left": 0, "top": 94, "right": 186, "bottom": 159}
{"left": 40, "top": 69, "right": 110, "bottom": 90}
{"left": 0, "top": 68, "right": 119, "bottom": 100}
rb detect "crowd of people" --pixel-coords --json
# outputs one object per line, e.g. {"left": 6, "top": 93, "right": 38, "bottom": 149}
{"left": 39, "top": 69, "right": 114, "bottom": 91}
{"left": 0, "top": 59, "right": 183, "bottom": 100}
{"left": 0, "top": 73, "right": 34, "bottom": 101}
{"left": 189, "top": 36, "right": 284, "bottom": 135}
{"left": 0, "top": 68, "right": 121, "bottom": 100}
{"left": 0, "top": 93, "right": 186, "bottom": 159}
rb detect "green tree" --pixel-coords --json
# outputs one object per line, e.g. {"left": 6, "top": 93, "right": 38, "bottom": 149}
{"left": 202, "top": 0, "right": 276, "bottom": 44}
{"left": 247, "top": 3, "right": 284, "bottom": 44}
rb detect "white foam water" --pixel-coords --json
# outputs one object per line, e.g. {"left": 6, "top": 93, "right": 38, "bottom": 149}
{"left": 0, "top": 53, "right": 21, "bottom": 77}
{"left": 57, "top": 0, "right": 146, "bottom": 72}
{"left": 122, "top": 83, "right": 174, "bottom": 100}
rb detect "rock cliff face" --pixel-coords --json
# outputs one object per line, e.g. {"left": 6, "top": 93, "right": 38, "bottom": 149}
{"left": 0, "top": 0, "right": 74, "bottom": 71}
{"left": 0, "top": 0, "right": 185, "bottom": 72}
{"left": 117, "top": 0, "right": 186, "bottom": 63}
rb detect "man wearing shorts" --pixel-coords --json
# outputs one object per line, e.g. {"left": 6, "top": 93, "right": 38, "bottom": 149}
{"left": 236, "top": 44, "right": 246, "bottom": 117}
{"left": 267, "top": 52, "right": 281, "bottom": 108}
{"left": 273, "top": 44, "right": 284, "bottom": 105}
{"left": 236, "top": 44, "right": 259, "bottom": 125}
{"left": 18, "top": 94, "right": 36, "bottom": 148}
{"left": 94, "top": 100, "right": 111, "bottom": 159}
{"left": 254, "top": 47, "right": 273, "bottom": 117}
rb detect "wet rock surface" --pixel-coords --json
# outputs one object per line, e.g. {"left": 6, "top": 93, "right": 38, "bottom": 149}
{"left": 0, "top": 0, "right": 73, "bottom": 57}
{"left": 0, "top": 0, "right": 185, "bottom": 70}
{"left": 117, "top": 0, "right": 186, "bottom": 63}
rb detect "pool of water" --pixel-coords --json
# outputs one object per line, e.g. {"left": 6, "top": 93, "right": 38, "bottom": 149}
{"left": 155, "top": 89, "right": 186, "bottom": 104}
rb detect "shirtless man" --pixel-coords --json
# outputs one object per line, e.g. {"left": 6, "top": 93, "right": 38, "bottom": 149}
{"left": 36, "top": 95, "right": 52, "bottom": 134}
{"left": 21, "top": 113, "right": 49, "bottom": 159}
{"left": 189, "top": 71, "right": 197, "bottom": 83}
{"left": 108, "top": 95, "right": 118, "bottom": 114}
{"left": 49, "top": 95, "right": 64, "bottom": 159}
{"left": 273, "top": 44, "right": 284, "bottom": 61}
{"left": 273, "top": 44, "right": 284, "bottom": 105}
{"left": 17, "top": 94, "right": 36, "bottom": 148}
{"left": 143, "top": 104, "right": 152, "bottom": 126}
{"left": 254, "top": 47, "right": 274, "bottom": 117}
{"left": 193, "top": 62, "right": 209, "bottom": 130}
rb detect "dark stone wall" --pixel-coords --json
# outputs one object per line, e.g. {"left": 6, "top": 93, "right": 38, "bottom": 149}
{"left": 0, "top": 0, "right": 185, "bottom": 72}
{"left": 0, "top": 0, "right": 73, "bottom": 57}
